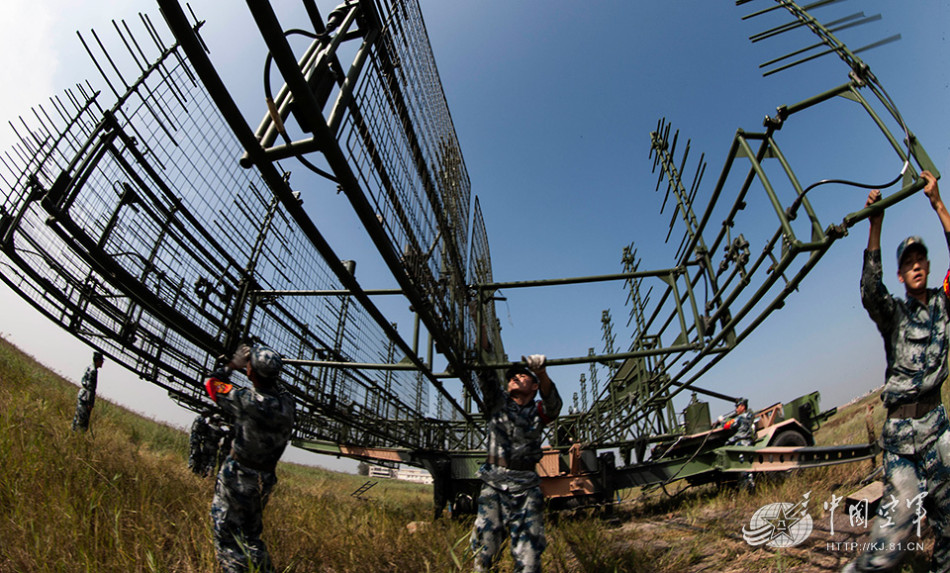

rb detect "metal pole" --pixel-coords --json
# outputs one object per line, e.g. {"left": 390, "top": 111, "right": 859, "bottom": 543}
{"left": 156, "top": 0, "right": 479, "bottom": 424}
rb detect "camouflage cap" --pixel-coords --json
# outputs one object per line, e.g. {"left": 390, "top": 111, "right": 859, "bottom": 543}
{"left": 505, "top": 364, "right": 538, "bottom": 383}
{"left": 93, "top": 350, "right": 104, "bottom": 361}
{"left": 896, "top": 236, "right": 927, "bottom": 266}
{"left": 250, "top": 343, "right": 282, "bottom": 379}
{"left": 735, "top": 397, "right": 748, "bottom": 408}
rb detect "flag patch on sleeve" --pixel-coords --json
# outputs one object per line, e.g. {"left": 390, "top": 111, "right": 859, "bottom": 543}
{"left": 205, "top": 377, "right": 233, "bottom": 402}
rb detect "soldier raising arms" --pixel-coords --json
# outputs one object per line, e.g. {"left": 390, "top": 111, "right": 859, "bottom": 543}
{"left": 205, "top": 342, "right": 295, "bottom": 573}
{"left": 846, "top": 171, "right": 950, "bottom": 572}
{"left": 470, "top": 354, "right": 562, "bottom": 573}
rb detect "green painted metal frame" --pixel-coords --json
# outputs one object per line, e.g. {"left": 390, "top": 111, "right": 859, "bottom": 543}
{"left": 0, "top": 1, "right": 937, "bottom": 487}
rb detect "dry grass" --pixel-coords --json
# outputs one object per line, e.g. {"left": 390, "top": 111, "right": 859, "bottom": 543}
{"left": 0, "top": 336, "right": 483, "bottom": 572}
{"left": 0, "top": 333, "right": 937, "bottom": 572}
{"left": 0, "top": 337, "right": 566, "bottom": 571}
{"left": 587, "top": 386, "right": 942, "bottom": 572}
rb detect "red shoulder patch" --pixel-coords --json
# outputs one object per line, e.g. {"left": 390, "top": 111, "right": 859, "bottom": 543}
{"left": 205, "top": 377, "right": 233, "bottom": 402}
{"left": 943, "top": 269, "right": 950, "bottom": 298}
{"left": 212, "top": 380, "right": 233, "bottom": 395}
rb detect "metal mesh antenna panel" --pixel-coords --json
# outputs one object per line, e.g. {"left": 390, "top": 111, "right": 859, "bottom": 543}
{"left": 539, "top": 0, "right": 939, "bottom": 450}
{"left": 0, "top": 14, "right": 433, "bottom": 448}
{"left": 339, "top": 0, "right": 471, "bottom": 358}
{"left": 467, "top": 198, "right": 504, "bottom": 365}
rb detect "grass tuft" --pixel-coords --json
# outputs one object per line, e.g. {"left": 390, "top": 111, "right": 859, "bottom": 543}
{"left": 0, "top": 334, "right": 931, "bottom": 571}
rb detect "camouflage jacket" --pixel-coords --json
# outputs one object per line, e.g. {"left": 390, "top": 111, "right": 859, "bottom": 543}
{"left": 725, "top": 410, "right": 754, "bottom": 445}
{"left": 476, "top": 369, "right": 562, "bottom": 492}
{"left": 205, "top": 368, "right": 295, "bottom": 474}
{"left": 190, "top": 415, "right": 224, "bottom": 456}
{"left": 861, "top": 239, "right": 950, "bottom": 454}
{"left": 77, "top": 365, "right": 98, "bottom": 406}
{"left": 190, "top": 415, "right": 211, "bottom": 449}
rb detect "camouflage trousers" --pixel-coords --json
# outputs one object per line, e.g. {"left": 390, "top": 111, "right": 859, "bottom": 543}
{"left": 470, "top": 483, "right": 546, "bottom": 573}
{"left": 849, "top": 429, "right": 950, "bottom": 572}
{"left": 189, "top": 451, "right": 213, "bottom": 477}
{"left": 71, "top": 398, "right": 93, "bottom": 432}
{"left": 732, "top": 439, "right": 754, "bottom": 492}
{"left": 211, "top": 457, "right": 277, "bottom": 573}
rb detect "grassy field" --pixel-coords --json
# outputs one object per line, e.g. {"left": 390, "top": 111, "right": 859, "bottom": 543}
{"left": 0, "top": 334, "right": 938, "bottom": 572}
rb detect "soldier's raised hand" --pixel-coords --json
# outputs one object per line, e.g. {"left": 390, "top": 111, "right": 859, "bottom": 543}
{"left": 922, "top": 170, "right": 942, "bottom": 207}
{"left": 522, "top": 354, "right": 546, "bottom": 373}
{"left": 230, "top": 343, "right": 252, "bottom": 370}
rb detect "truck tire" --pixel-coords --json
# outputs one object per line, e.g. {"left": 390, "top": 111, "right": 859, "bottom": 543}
{"left": 771, "top": 429, "right": 808, "bottom": 447}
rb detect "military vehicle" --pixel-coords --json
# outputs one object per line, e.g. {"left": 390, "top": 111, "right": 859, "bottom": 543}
{"left": 0, "top": 0, "right": 927, "bottom": 517}
{"left": 312, "top": 390, "right": 874, "bottom": 514}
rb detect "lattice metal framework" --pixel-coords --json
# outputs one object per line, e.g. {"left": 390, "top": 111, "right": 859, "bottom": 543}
{"left": 467, "top": 199, "right": 505, "bottom": 363}
{"left": 0, "top": 7, "right": 467, "bottom": 450}
{"left": 538, "top": 0, "right": 940, "bottom": 454}
{"left": 0, "top": 0, "right": 941, "bottom": 466}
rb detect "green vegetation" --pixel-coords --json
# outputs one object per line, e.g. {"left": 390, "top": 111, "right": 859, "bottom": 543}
{"left": 600, "top": 387, "right": 942, "bottom": 572}
{"left": 0, "top": 335, "right": 936, "bottom": 571}
{"left": 0, "top": 337, "right": 474, "bottom": 572}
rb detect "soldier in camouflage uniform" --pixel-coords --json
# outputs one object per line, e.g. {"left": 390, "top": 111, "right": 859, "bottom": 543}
{"left": 470, "top": 354, "right": 562, "bottom": 573}
{"left": 205, "top": 342, "right": 295, "bottom": 573}
{"left": 845, "top": 171, "right": 950, "bottom": 573}
{"left": 189, "top": 412, "right": 213, "bottom": 476}
{"left": 189, "top": 412, "right": 229, "bottom": 477}
{"left": 215, "top": 416, "right": 234, "bottom": 474}
{"left": 71, "top": 350, "right": 104, "bottom": 432}
{"left": 723, "top": 397, "right": 755, "bottom": 491}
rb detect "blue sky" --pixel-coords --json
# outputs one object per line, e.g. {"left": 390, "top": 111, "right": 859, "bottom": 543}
{"left": 422, "top": 0, "right": 950, "bottom": 418}
{"left": 1, "top": 1, "right": 949, "bottom": 471}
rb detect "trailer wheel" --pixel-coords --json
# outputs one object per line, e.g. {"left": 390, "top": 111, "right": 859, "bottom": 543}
{"left": 771, "top": 429, "right": 808, "bottom": 447}
{"left": 452, "top": 493, "right": 475, "bottom": 516}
